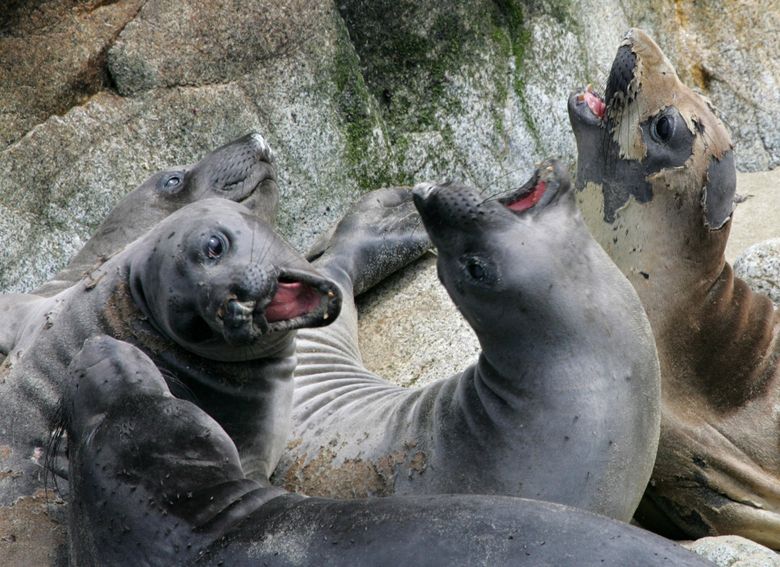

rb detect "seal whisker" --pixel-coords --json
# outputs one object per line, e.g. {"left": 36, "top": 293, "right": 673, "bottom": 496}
{"left": 43, "top": 402, "right": 68, "bottom": 502}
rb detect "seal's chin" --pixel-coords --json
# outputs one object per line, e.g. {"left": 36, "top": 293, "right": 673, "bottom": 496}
{"left": 217, "top": 271, "right": 341, "bottom": 346}
{"left": 497, "top": 160, "right": 569, "bottom": 214}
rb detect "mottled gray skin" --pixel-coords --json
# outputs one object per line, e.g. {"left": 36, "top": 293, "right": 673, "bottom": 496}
{"left": 0, "top": 199, "right": 340, "bottom": 511}
{"left": 569, "top": 29, "right": 780, "bottom": 549}
{"left": 62, "top": 335, "right": 710, "bottom": 567}
{"left": 276, "top": 163, "right": 661, "bottom": 523}
{"left": 34, "top": 132, "right": 278, "bottom": 297}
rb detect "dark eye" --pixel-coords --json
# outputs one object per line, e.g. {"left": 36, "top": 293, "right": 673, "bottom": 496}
{"left": 653, "top": 114, "right": 673, "bottom": 142}
{"left": 466, "top": 258, "right": 486, "bottom": 281}
{"left": 206, "top": 235, "right": 226, "bottom": 259}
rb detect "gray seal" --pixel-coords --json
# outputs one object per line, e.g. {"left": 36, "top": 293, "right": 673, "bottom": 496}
{"left": 0, "top": 198, "right": 340, "bottom": 507}
{"left": 568, "top": 28, "right": 780, "bottom": 548}
{"left": 34, "top": 132, "right": 278, "bottom": 297}
{"left": 60, "top": 334, "right": 710, "bottom": 567}
{"left": 275, "top": 162, "right": 661, "bottom": 523}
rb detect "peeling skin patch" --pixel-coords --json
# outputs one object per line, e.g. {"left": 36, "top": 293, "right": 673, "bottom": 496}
{"left": 0, "top": 470, "right": 22, "bottom": 481}
{"left": 0, "top": 490, "right": 67, "bottom": 567}
{"left": 279, "top": 441, "right": 427, "bottom": 498}
{"left": 0, "top": 446, "right": 11, "bottom": 460}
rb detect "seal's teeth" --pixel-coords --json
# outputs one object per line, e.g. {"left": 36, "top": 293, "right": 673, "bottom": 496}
{"left": 254, "top": 314, "right": 270, "bottom": 334}
{"left": 327, "top": 290, "right": 335, "bottom": 298}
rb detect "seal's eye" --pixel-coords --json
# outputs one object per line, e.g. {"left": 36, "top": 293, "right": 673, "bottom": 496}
{"left": 653, "top": 114, "right": 674, "bottom": 143}
{"left": 206, "top": 235, "right": 227, "bottom": 259}
{"left": 164, "top": 175, "right": 181, "bottom": 188}
{"left": 465, "top": 258, "right": 486, "bottom": 281}
{"left": 159, "top": 173, "right": 185, "bottom": 194}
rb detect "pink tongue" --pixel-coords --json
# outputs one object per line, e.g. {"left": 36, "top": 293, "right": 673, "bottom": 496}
{"left": 265, "top": 282, "right": 322, "bottom": 323}
{"left": 506, "top": 181, "right": 546, "bottom": 212}
{"left": 584, "top": 90, "right": 605, "bottom": 119}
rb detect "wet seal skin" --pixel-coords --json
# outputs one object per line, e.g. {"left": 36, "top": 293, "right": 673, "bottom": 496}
{"left": 569, "top": 28, "right": 780, "bottom": 548}
{"left": 276, "top": 161, "right": 661, "bottom": 524}
{"left": 34, "top": 132, "right": 279, "bottom": 297}
{"left": 0, "top": 199, "right": 340, "bottom": 564}
{"left": 60, "top": 335, "right": 711, "bottom": 567}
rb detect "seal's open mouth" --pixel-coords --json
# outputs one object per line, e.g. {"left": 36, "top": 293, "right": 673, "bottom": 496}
{"left": 497, "top": 160, "right": 568, "bottom": 213}
{"left": 265, "top": 279, "right": 328, "bottom": 323}
{"left": 570, "top": 84, "right": 606, "bottom": 125}
{"left": 218, "top": 270, "right": 340, "bottom": 344}
{"left": 581, "top": 84, "right": 606, "bottom": 120}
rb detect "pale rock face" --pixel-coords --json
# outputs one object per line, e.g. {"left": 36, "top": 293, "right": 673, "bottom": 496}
{"left": 734, "top": 239, "right": 780, "bottom": 305}
{"left": 682, "top": 535, "right": 780, "bottom": 567}
{"left": 1, "top": 0, "right": 778, "bottom": 293}
{"left": 0, "top": 1, "right": 778, "bottom": 565}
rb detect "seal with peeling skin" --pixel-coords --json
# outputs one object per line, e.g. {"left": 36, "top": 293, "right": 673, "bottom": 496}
{"left": 569, "top": 28, "right": 780, "bottom": 549}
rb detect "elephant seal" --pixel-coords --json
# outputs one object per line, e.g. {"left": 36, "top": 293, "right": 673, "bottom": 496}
{"left": 275, "top": 162, "right": 661, "bottom": 523}
{"left": 569, "top": 28, "right": 780, "bottom": 548}
{"left": 34, "top": 132, "right": 278, "bottom": 297}
{"left": 60, "top": 335, "right": 710, "bottom": 566}
{"left": 0, "top": 198, "right": 340, "bottom": 510}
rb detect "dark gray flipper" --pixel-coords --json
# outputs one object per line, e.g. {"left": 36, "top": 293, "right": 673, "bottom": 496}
{"left": 307, "top": 187, "right": 431, "bottom": 296}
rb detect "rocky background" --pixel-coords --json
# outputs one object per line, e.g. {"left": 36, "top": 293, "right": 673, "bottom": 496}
{"left": 1, "top": 0, "right": 778, "bottom": 293}
{"left": 1, "top": 1, "right": 779, "bottom": 564}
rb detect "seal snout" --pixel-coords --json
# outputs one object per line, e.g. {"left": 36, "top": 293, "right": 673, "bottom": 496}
{"left": 604, "top": 44, "right": 637, "bottom": 107}
{"left": 412, "top": 180, "right": 491, "bottom": 230}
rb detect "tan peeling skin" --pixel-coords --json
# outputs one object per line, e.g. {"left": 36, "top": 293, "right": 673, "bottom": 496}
{"left": 277, "top": 438, "right": 427, "bottom": 499}
{"left": 0, "top": 491, "right": 67, "bottom": 567}
{"left": 574, "top": 29, "right": 780, "bottom": 548}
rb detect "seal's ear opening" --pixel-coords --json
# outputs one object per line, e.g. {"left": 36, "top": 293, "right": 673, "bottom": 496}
{"left": 701, "top": 150, "right": 737, "bottom": 230}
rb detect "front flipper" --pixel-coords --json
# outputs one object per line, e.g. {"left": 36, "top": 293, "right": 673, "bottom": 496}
{"left": 307, "top": 188, "right": 431, "bottom": 296}
{"left": 0, "top": 293, "right": 42, "bottom": 356}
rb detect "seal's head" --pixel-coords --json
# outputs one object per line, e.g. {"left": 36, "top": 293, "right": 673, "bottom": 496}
{"left": 412, "top": 161, "right": 609, "bottom": 356}
{"left": 62, "top": 335, "right": 249, "bottom": 565}
{"left": 98, "top": 132, "right": 279, "bottom": 237}
{"left": 126, "top": 199, "right": 341, "bottom": 361}
{"left": 159, "top": 132, "right": 278, "bottom": 222}
{"left": 568, "top": 29, "right": 736, "bottom": 318}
